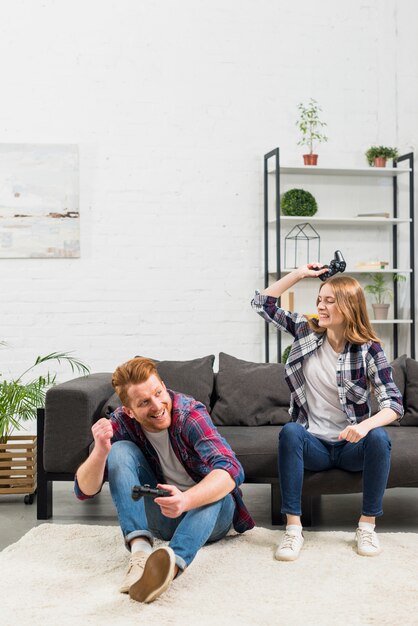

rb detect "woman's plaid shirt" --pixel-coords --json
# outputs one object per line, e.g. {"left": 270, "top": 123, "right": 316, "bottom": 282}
{"left": 252, "top": 292, "right": 404, "bottom": 427}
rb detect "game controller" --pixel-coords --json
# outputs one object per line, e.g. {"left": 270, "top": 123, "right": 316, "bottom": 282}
{"left": 131, "top": 484, "right": 171, "bottom": 500}
{"left": 318, "top": 250, "right": 346, "bottom": 281}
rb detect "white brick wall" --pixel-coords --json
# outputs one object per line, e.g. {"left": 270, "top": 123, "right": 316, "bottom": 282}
{"left": 1, "top": 0, "right": 417, "bottom": 389}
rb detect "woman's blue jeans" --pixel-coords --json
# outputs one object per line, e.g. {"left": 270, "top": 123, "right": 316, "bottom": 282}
{"left": 278, "top": 422, "right": 392, "bottom": 518}
{"left": 107, "top": 440, "right": 235, "bottom": 572}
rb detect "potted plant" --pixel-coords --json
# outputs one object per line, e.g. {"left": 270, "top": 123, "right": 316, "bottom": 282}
{"left": 281, "top": 345, "right": 291, "bottom": 365}
{"left": 0, "top": 348, "right": 89, "bottom": 501}
{"left": 364, "top": 273, "right": 406, "bottom": 319}
{"left": 0, "top": 349, "right": 89, "bottom": 441}
{"left": 281, "top": 188, "right": 318, "bottom": 216}
{"left": 365, "top": 146, "right": 398, "bottom": 168}
{"left": 296, "top": 98, "right": 328, "bottom": 166}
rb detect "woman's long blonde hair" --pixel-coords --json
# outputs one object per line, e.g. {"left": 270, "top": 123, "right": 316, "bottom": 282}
{"left": 307, "top": 274, "right": 381, "bottom": 345}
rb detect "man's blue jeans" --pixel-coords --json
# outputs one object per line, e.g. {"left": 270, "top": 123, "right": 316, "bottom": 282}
{"left": 107, "top": 440, "right": 235, "bottom": 572}
{"left": 278, "top": 422, "right": 392, "bottom": 518}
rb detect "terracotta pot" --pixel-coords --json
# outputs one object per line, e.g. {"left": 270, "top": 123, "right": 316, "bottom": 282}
{"left": 303, "top": 154, "right": 318, "bottom": 166}
{"left": 373, "top": 157, "right": 387, "bottom": 168}
{"left": 372, "top": 303, "right": 390, "bottom": 320}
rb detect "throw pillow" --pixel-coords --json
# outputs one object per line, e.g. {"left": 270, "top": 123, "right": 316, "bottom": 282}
{"left": 402, "top": 357, "right": 418, "bottom": 426}
{"left": 100, "top": 355, "right": 215, "bottom": 416}
{"left": 155, "top": 355, "right": 215, "bottom": 410}
{"left": 211, "top": 352, "right": 290, "bottom": 426}
{"left": 370, "top": 354, "right": 406, "bottom": 422}
{"left": 101, "top": 391, "right": 122, "bottom": 417}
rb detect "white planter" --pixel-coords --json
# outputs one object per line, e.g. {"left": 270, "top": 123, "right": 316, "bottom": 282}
{"left": 372, "top": 303, "right": 390, "bottom": 320}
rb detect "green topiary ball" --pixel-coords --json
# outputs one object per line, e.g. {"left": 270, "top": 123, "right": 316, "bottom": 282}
{"left": 281, "top": 188, "right": 318, "bottom": 216}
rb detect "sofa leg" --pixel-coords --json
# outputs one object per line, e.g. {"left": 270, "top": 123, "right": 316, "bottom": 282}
{"left": 301, "top": 494, "right": 321, "bottom": 527}
{"left": 301, "top": 494, "right": 312, "bottom": 526}
{"left": 37, "top": 479, "right": 53, "bottom": 520}
{"left": 271, "top": 483, "right": 283, "bottom": 526}
{"left": 37, "top": 408, "right": 53, "bottom": 520}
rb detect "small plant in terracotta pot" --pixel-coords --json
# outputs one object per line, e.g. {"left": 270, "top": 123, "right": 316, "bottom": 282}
{"left": 365, "top": 146, "right": 398, "bottom": 168}
{"left": 296, "top": 98, "right": 328, "bottom": 166}
{"left": 364, "top": 273, "right": 406, "bottom": 320}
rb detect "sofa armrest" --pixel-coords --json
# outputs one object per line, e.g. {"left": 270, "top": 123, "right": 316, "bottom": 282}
{"left": 43, "top": 373, "right": 114, "bottom": 473}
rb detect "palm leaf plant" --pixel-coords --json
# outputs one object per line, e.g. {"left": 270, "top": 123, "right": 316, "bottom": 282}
{"left": 0, "top": 350, "right": 89, "bottom": 443}
{"left": 364, "top": 273, "right": 406, "bottom": 304}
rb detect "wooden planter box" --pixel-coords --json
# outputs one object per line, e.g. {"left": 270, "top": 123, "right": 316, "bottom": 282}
{"left": 0, "top": 435, "right": 37, "bottom": 497}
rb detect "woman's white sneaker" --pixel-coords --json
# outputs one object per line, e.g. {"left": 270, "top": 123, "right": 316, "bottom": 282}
{"left": 275, "top": 528, "right": 304, "bottom": 561}
{"left": 356, "top": 528, "right": 381, "bottom": 556}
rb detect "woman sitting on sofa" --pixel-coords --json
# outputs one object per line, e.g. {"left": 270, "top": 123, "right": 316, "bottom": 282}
{"left": 252, "top": 264, "right": 403, "bottom": 561}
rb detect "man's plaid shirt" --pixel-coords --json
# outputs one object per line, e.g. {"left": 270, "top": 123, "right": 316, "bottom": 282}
{"left": 252, "top": 292, "right": 404, "bottom": 427}
{"left": 75, "top": 389, "right": 255, "bottom": 534}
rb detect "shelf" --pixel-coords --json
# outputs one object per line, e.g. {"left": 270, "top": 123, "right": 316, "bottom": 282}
{"left": 280, "top": 319, "right": 411, "bottom": 326}
{"left": 370, "top": 319, "right": 413, "bottom": 324}
{"left": 275, "top": 268, "right": 412, "bottom": 275}
{"left": 263, "top": 148, "right": 415, "bottom": 362}
{"left": 273, "top": 216, "right": 411, "bottom": 225}
{"left": 268, "top": 165, "right": 411, "bottom": 177}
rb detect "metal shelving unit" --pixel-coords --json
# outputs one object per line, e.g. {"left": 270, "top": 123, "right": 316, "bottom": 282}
{"left": 263, "top": 148, "right": 415, "bottom": 362}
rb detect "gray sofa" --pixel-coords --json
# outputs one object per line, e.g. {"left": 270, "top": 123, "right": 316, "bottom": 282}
{"left": 37, "top": 352, "right": 418, "bottom": 525}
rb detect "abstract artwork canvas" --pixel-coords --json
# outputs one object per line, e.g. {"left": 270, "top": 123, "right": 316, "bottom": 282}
{"left": 0, "top": 144, "right": 79, "bottom": 258}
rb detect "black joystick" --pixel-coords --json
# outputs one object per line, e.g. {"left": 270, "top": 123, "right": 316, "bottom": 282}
{"left": 131, "top": 484, "right": 171, "bottom": 500}
{"left": 319, "top": 250, "right": 346, "bottom": 281}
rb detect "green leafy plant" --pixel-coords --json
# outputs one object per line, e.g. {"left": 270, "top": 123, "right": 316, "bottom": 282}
{"left": 365, "top": 146, "right": 398, "bottom": 166}
{"left": 281, "top": 345, "right": 291, "bottom": 365}
{"left": 281, "top": 188, "right": 318, "bottom": 216}
{"left": 364, "top": 273, "right": 406, "bottom": 304}
{"left": 0, "top": 350, "right": 90, "bottom": 442}
{"left": 296, "top": 98, "right": 328, "bottom": 154}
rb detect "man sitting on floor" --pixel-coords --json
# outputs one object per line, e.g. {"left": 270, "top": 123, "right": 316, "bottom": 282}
{"left": 75, "top": 356, "right": 254, "bottom": 603}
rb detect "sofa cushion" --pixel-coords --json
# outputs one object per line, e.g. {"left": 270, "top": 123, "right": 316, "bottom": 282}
{"left": 385, "top": 427, "right": 418, "bottom": 486}
{"left": 101, "top": 355, "right": 215, "bottom": 416}
{"left": 370, "top": 353, "right": 406, "bottom": 424}
{"left": 211, "top": 352, "right": 290, "bottom": 426}
{"left": 217, "top": 425, "right": 281, "bottom": 478}
{"left": 101, "top": 391, "right": 122, "bottom": 417}
{"left": 156, "top": 355, "right": 215, "bottom": 410}
{"left": 402, "top": 357, "right": 418, "bottom": 426}
{"left": 218, "top": 425, "right": 418, "bottom": 492}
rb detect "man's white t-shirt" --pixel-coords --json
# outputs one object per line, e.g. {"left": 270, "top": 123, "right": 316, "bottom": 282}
{"left": 143, "top": 428, "right": 196, "bottom": 491}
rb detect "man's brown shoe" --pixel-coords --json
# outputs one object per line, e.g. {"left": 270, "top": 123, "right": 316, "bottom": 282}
{"left": 128, "top": 546, "right": 176, "bottom": 603}
{"left": 119, "top": 551, "right": 149, "bottom": 593}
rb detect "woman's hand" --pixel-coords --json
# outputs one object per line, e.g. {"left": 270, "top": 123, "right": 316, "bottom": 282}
{"left": 298, "top": 263, "right": 329, "bottom": 280}
{"left": 262, "top": 263, "right": 328, "bottom": 297}
{"left": 338, "top": 422, "right": 370, "bottom": 443}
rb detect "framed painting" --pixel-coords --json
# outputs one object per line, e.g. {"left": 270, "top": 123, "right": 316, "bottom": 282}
{"left": 0, "top": 144, "right": 79, "bottom": 258}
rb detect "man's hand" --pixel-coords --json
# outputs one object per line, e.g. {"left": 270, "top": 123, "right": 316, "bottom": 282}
{"left": 338, "top": 422, "right": 370, "bottom": 443}
{"left": 154, "top": 484, "right": 188, "bottom": 518}
{"left": 76, "top": 418, "right": 113, "bottom": 497}
{"left": 91, "top": 417, "right": 113, "bottom": 455}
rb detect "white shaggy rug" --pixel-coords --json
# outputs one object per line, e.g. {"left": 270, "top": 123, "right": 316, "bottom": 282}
{"left": 1, "top": 524, "right": 418, "bottom": 626}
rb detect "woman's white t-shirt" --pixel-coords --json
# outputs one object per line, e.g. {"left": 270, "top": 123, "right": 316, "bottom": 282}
{"left": 303, "top": 337, "right": 348, "bottom": 442}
